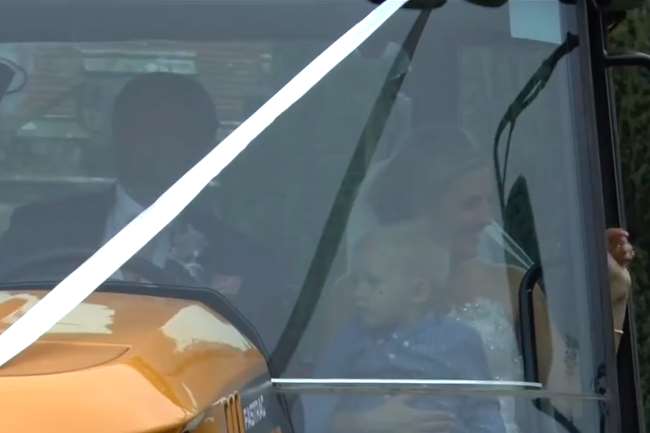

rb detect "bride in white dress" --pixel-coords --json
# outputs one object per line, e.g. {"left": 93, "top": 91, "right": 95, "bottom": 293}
{"left": 448, "top": 296, "right": 524, "bottom": 433}
{"left": 342, "top": 125, "right": 633, "bottom": 433}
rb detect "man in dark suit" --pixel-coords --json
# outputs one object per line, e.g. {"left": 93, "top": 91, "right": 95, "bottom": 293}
{"left": 0, "top": 72, "right": 287, "bottom": 349}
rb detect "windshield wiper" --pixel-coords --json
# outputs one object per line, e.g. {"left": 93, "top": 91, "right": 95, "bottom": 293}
{"left": 494, "top": 33, "right": 580, "bottom": 213}
{"left": 498, "top": 34, "right": 579, "bottom": 270}
{"left": 270, "top": 9, "right": 431, "bottom": 375}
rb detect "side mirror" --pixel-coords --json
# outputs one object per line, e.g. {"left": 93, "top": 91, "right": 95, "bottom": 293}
{"left": 0, "top": 62, "right": 15, "bottom": 98}
{"left": 504, "top": 175, "right": 542, "bottom": 266}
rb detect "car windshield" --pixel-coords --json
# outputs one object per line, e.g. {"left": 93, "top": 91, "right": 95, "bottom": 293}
{"left": 0, "top": 1, "right": 611, "bottom": 432}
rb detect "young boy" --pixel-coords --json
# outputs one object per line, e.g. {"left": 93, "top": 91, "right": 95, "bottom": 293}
{"left": 301, "top": 226, "right": 505, "bottom": 433}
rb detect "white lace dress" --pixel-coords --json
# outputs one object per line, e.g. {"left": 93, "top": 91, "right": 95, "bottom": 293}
{"left": 448, "top": 297, "right": 524, "bottom": 433}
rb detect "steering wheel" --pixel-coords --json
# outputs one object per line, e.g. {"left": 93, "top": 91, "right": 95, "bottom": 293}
{"left": 0, "top": 248, "right": 191, "bottom": 285}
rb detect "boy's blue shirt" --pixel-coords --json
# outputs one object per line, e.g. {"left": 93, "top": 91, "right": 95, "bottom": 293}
{"left": 300, "top": 314, "right": 506, "bottom": 433}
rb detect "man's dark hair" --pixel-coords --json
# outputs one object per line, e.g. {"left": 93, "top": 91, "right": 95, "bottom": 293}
{"left": 112, "top": 72, "right": 219, "bottom": 138}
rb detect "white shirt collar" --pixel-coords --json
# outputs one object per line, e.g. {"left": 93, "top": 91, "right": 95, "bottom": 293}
{"left": 105, "top": 183, "right": 171, "bottom": 269}
{"left": 113, "top": 183, "right": 145, "bottom": 225}
{"left": 105, "top": 182, "right": 207, "bottom": 281}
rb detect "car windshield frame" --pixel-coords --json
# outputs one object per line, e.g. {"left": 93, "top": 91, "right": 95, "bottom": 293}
{"left": 0, "top": 7, "right": 623, "bottom": 433}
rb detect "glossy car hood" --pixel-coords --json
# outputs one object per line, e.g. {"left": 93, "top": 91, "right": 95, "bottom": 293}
{"left": 0, "top": 290, "right": 267, "bottom": 433}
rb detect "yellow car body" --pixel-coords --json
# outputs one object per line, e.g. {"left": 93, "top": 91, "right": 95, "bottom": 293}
{"left": 0, "top": 290, "right": 281, "bottom": 433}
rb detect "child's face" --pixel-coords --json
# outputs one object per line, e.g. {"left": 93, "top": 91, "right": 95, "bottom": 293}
{"left": 352, "top": 249, "right": 423, "bottom": 330}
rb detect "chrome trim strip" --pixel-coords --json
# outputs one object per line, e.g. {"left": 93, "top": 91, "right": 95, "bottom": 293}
{"left": 271, "top": 378, "right": 606, "bottom": 400}
{"left": 272, "top": 378, "right": 542, "bottom": 388}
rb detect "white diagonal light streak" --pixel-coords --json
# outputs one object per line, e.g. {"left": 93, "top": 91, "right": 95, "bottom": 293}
{"left": 0, "top": 0, "right": 409, "bottom": 367}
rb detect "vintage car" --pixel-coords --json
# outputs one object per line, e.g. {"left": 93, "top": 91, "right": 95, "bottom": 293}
{"left": 0, "top": 0, "right": 645, "bottom": 432}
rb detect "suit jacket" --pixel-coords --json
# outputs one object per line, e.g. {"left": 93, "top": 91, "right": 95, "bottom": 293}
{"left": 0, "top": 187, "right": 290, "bottom": 349}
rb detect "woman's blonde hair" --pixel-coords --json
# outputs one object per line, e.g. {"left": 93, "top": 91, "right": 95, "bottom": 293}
{"left": 368, "top": 125, "right": 486, "bottom": 224}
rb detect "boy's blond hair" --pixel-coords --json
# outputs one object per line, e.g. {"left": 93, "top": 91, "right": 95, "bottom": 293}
{"left": 353, "top": 221, "right": 450, "bottom": 295}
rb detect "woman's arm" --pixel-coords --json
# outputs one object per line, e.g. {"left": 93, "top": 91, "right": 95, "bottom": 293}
{"left": 607, "top": 228, "right": 634, "bottom": 350}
